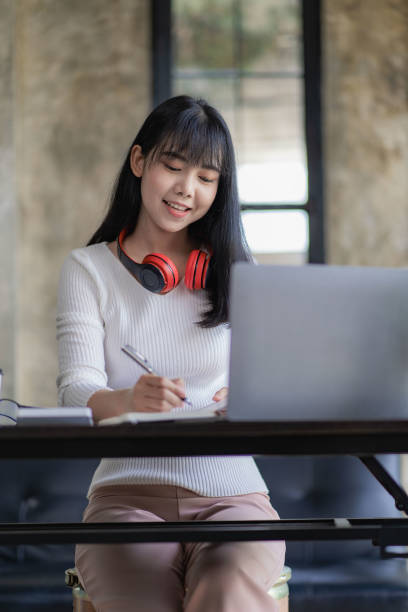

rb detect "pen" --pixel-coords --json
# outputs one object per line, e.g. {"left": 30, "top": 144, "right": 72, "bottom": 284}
{"left": 121, "top": 345, "right": 193, "bottom": 407}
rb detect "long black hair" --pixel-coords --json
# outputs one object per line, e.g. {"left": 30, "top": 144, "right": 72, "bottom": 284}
{"left": 88, "top": 95, "right": 252, "bottom": 327}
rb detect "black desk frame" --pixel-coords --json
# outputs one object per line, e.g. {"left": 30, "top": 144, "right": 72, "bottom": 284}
{"left": 2, "top": 419, "right": 408, "bottom": 559}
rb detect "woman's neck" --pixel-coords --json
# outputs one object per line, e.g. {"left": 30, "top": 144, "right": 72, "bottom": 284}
{"left": 122, "top": 222, "right": 195, "bottom": 263}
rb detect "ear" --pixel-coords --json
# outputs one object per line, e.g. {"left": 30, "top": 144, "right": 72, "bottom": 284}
{"left": 130, "top": 144, "right": 145, "bottom": 177}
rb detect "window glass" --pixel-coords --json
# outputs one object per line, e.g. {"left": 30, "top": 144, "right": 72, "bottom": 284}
{"left": 242, "top": 210, "right": 308, "bottom": 255}
{"left": 173, "top": 0, "right": 307, "bottom": 259}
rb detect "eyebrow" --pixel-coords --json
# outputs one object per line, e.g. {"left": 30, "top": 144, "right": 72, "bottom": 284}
{"left": 161, "top": 151, "right": 220, "bottom": 173}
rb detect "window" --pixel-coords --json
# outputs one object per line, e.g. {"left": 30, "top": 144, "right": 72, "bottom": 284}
{"left": 152, "top": 0, "right": 323, "bottom": 263}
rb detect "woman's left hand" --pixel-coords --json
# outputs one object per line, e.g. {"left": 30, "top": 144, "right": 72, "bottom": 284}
{"left": 212, "top": 387, "right": 228, "bottom": 402}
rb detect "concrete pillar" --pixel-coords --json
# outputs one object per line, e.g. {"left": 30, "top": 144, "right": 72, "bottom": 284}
{"left": 323, "top": 0, "right": 408, "bottom": 266}
{"left": 0, "top": 0, "right": 16, "bottom": 399}
{"left": 4, "top": 0, "right": 150, "bottom": 405}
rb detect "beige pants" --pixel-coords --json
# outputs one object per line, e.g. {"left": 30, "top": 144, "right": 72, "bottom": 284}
{"left": 76, "top": 484, "right": 286, "bottom": 612}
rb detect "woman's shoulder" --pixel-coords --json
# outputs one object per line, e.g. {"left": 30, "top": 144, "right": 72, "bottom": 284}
{"left": 61, "top": 242, "right": 117, "bottom": 282}
{"left": 58, "top": 243, "right": 121, "bottom": 309}
{"left": 62, "top": 242, "right": 113, "bottom": 270}
{"left": 67, "top": 242, "right": 109, "bottom": 262}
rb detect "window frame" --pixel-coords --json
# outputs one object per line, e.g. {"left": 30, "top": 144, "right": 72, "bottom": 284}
{"left": 151, "top": 0, "right": 324, "bottom": 263}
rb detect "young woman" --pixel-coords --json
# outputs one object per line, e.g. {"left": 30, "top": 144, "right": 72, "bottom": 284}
{"left": 57, "top": 95, "right": 285, "bottom": 612}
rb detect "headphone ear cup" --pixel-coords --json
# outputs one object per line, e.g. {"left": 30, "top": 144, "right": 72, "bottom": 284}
{"left": 142, "top": 253, "right": 179, "bottom": 294}
{"left": 185, "top": 250, "right": 211, "bottom": 290}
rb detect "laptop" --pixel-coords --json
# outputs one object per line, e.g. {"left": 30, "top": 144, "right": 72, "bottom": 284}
{"left": 227, "top": 263, "right": 408, "bottom": 421}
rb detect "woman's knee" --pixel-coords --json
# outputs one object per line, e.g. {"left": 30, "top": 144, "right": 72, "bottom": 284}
{"left": 76, "top": 543, "right": 185, "bottom": 612}
{"left": 187, "top": 539, "right": 285, "bottom": 588}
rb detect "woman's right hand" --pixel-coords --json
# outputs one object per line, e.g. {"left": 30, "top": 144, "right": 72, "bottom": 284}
{"left": 125, "top": 374, "right": 187, "bottom": 413}
{"left": 87, "top": 376, "right": 187, "bottom": 423}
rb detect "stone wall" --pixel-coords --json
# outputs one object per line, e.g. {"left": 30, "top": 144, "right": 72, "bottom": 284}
{"left": 1, "top": 0, "right": 150, "bottom": 404}
{"left": 323, "top": 0, "right": 408, "bottom": 266}
{"left": 0, "top": 0, "right": 16, "bottom": 399}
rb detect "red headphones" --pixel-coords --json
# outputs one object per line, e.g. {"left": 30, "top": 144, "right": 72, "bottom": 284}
{"left": 117, "top": 229, "right": 211, "bottom": 294}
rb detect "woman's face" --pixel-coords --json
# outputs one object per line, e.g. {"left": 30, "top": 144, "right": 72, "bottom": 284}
{"left": 130, "top": 145, "right": 220, "bottom": 235}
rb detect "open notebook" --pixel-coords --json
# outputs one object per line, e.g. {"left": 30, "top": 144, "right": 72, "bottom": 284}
{"left": 98, "top": 398, "right": 227, "bottom": 426}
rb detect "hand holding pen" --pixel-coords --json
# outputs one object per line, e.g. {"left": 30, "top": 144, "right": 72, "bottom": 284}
{"left": 121, "top": 345, "right": 192, "bottom": 412}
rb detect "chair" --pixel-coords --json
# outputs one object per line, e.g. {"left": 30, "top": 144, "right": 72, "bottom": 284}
{"left": 65, "top": 565, "right": 291, "bottom": 611}
{"left": 257, "top": 455, "right": 408, "bottom": 612}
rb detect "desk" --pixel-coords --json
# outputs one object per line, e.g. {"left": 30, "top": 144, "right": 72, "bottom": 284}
{"left": 1, "top": 419, "right": 408, "bottom": 556}
{"left": 2, "top": 418, "right": 408, "bottom": 458}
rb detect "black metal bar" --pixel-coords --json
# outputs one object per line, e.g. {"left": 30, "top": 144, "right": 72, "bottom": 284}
{"left": 240, "top": 203, "right": 309, "bottom": 212}
{"left": 174, "top": 69, "right": 304, "bottom": 79}
{"left": 4, "top": 421, "right": 408, "bottom": 458}
{"left": 302, "top": 0, "right": 325, "bottom": 263}
{"left": 151, "top": 0, "right": 172, "bottom": 106}
{"left": 1, "top": 518, "right": 408, "bottom": 546}
{"left": 359, "top": 456, "right": 408, "bottom": 516}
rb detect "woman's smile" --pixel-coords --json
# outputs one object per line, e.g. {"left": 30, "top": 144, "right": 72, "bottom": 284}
{"left": 163, "top": 199, "right": 192, "bottom": 218}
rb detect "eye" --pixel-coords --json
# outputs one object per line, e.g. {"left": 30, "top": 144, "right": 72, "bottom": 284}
{"left": 164, "top": 162, "right": 181, "bottom": 172}
{"left": 200, "top": 175, "right": 218, "bottom": 184}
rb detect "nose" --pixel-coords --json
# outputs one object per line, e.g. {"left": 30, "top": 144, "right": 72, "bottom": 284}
{"left": 175, "top": 171, "right": 194, "bottom": 198}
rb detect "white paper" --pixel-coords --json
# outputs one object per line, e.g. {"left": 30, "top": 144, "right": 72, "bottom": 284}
{"left": 99, "top": 398, "right": 227, "bottom": 426}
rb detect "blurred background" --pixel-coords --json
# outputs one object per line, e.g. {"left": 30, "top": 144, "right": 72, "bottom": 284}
{"left": 0, "top": 0, "right": 407, "bottom": 407}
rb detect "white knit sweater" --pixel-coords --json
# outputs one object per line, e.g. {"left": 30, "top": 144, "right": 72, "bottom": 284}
{"left": 56, "top": 243, "right": 267, "bottom": 497}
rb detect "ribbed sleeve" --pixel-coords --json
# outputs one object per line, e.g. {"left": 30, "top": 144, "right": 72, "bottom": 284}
{"left": 56, "top": 244, "right": 267, "bottom": 497}
{"left": 56, "top": 253, "right": 113, "bottom": 406}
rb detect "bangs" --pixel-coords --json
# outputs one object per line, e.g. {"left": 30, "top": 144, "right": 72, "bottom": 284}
{"left": 149, "top": 110, "right": 228, "bottom": 174}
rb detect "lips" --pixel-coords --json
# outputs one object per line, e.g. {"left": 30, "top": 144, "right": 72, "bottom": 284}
{"left": 163, "top": 200, "right": 191, "bottom": 218}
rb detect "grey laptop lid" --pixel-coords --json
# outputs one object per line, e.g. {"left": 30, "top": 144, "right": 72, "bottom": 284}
{"left": 228, "top": 263, "right": 408, "bottom": 421}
